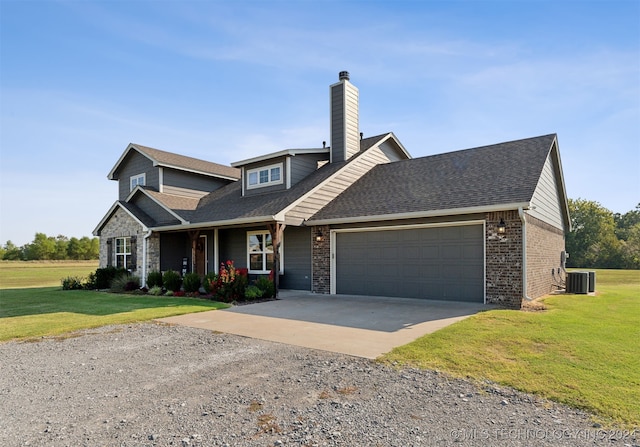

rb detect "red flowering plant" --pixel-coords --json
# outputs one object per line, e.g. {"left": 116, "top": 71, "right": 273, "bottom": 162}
{"left": 206, "top": 260, "right": 248, "bottom": 303}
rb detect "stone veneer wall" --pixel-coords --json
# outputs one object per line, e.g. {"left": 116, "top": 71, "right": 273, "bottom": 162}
{"left": 98, "top": 208, "right": 145, "bottom": 276}
{"left": 525, "top": 214, "right": 565, "bottom": 298}
{"left": 146, "top": 233, "right": 161, "bottom": 275}
{"left": 311, "top": 225, "right": 330, "bottom": 294}
{"left": 485, "top": 210, "right": 523, "bottom": 309}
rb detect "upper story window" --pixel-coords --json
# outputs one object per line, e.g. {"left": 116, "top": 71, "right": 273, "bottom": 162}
{"left": 247, "top": 163, "right": 283, "bottom": 189}
{"left": 130, "top": 173, "right": 145, "bottom": 191}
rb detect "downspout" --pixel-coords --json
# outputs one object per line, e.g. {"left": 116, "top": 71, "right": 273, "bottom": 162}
{"left": 142, "top": 230, "right": 152, "bottom": 288}
{"left": 518, "top": 207, "right": 533, "bottom": 301}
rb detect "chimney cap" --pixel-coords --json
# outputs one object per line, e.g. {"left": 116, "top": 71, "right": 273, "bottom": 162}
{"left": 338, "top": 71, "right": 350, "bottom": 81}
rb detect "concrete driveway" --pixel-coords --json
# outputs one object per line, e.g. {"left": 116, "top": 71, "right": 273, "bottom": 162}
{"left": 158, "top": 291, "right": 491, "bottom": 359}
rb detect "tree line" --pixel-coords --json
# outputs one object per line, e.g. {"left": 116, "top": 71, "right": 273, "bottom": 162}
{"left": 0, "top": 233, "right": 99, "bottom": 261}
{"left": 566, "top": 199, "right": 639, "bottom": 269}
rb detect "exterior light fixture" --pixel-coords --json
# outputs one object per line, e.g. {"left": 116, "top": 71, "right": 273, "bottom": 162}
{"left": 315, "top": 230, "right": 323, "bottom": 242}
{"left": 497, "top": 218, "right": 506, "bottom": 234}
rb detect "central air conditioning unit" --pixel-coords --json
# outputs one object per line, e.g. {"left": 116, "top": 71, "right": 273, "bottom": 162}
{"left": 566, "top": 271, "right": 589, "bottom": 294}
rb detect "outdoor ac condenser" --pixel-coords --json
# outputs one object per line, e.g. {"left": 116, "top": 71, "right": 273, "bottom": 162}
{"left": 566, "top": 271, "right": 589, "bottom": 294}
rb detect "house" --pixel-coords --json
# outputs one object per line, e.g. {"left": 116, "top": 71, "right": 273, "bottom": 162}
{"left": 94, "top": 71, "right": 570, "bottom": 309}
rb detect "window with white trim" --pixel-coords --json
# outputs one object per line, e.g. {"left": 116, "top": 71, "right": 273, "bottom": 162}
{"left": 115, "top": 237, "right": 132, "bottom": 269}
{"left": 247, "top": 163, "right": 283, "bottom": 189}
{"left": 130, "top": 173, "right": 145, "bottom": 191}
{"left": 247, "top": 231, "right": 276, "bottom": 273}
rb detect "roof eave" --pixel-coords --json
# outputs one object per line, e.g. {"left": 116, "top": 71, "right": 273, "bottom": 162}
{"left": 231, "top": 148, "right": 330, "bottom": 168}
{"left": 93, "top": 201, "right": 150, "bottom": 236}
{"left": 149, "top": 215, "right": 280, "bottom": 232}
{"left": 306, "top": 202, "right": 532, "bottom": 226}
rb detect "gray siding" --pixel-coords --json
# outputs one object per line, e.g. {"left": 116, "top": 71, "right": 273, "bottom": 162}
{"left": 130, "top": 194, "right": 181, "bottom": 226}
{"left": 290, "top": 153, "right": 328, "bottom": 186}
{"left": 281, "top": 226, "right": 311, "bottom": 290}
{"left": 330, "top": 80, "right": 359, "bottom": 162}
{"left": 160, "top": 232, "right": 189, "bottom": 273}
{"left": 243, "top": 156, "right": 287, "bottom": 197}
{"left": 163, "top": 168, "right": 230, "bottom": 198}
{"left": 330, "top": 84, "right": 345, "bottom": 163}
{"left": 116, "top": 151, "right": 159, "bottom": 200}
{"left": 285, "top": 144, "right": 393, "bottom": 222}
{"left": 528, "top": 153, "right": 564, "bottom": 230}
{"left": 218, "top": 228, "right": 249, "bottom": 269}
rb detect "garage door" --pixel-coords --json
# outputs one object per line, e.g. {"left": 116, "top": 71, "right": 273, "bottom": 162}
{"left": 335, "top": 224, "right": 484, "bottom": 302}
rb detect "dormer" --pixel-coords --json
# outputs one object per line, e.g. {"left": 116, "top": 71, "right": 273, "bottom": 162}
{"left": 231, "top": 147, "right": 330, "bottom": 197}
{"left": 107, "top": 143, "right": 240, "bottom": 201}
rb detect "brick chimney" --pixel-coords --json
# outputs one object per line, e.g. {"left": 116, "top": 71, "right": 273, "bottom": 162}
{"left": 330, "top": 71, "right": 359, "bottom": 163}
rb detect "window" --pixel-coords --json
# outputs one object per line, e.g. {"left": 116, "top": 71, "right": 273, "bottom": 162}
{"left": 130, "top": 173, "right": 145, "bottom": 191}
{"left": 115, "top": 237, "right": 132, "bottom": 270}
{"left": 247, "top": 231, "right": 273, "bottom": 273}
{"left": 246, "top": 163, "right": 283, "bottom": 189}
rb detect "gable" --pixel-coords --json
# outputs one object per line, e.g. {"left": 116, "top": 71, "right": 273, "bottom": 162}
{"left": 527, "top": 140, "right": 570, "bottom": 231}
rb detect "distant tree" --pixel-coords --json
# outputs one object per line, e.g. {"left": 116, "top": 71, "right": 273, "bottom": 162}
{"left": 23, "top": 233, "right": 57, "bottom": 260}
{"left": 53, "top": 235, "right": 69, "bottom": 260}
{"left": 1, "top": 241, "right": 23, "bottom": 260}
{"left": 614, "top": 203, "right": 640, "bottom": 241}
{"left": 620, "top": 223, "right": 640, "bottom": 269}
{"left": 566, "top": 198, "right": 621, "bottom": 268}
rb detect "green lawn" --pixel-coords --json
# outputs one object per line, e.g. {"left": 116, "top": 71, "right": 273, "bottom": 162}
{"left": 0, "top": 260, "right": 98, "bottom": 288}
{"left": 0, "top": 287, "right": 228, "bottom": 341}
{"left": 383, "top": 269, "right": 640, "bottom": 428}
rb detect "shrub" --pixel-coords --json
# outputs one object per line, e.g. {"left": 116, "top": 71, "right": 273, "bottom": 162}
{"left": 163, "top": 270, "right": 182, "bottom": 292}
{"left": 202, "top": 272, "right": 218, "bottom": 294}
{"left": 148, "top": 285, "right": 163, "bottom": 296}
{"left": 255, "top": 275, "right": 275, "bottom": 298}
{"left": 207, "top": 260, "right": 248, "bottom": 302}
{"left": 183, "top": 272, "right": 202, "bottom": 293}
{"left": 110, "top": 273, "right": 140, "bottom": 292}
{"left": 61, "top": 276, "right": 86, "bottom": 290}
{"left": 146, "top": 270, "right": 163, "bottom": 288}
{"left": 94, "top": 266, "right": 126, "bottom": 289}
{"left": 164, "top": 290, "right": 174, "bottom": 297}
{"left": 245, "top": 285, "right": 263, "bottom": 299}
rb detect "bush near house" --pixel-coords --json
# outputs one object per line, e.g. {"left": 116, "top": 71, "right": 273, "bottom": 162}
{"left": 146, "top": 270, "right": 163, "bottom": 288}
{"left": 162, "top": 270, "right": 182, "bottom": 292}
{"left": 183, "top": 272, "right": 202, "bottom": 294}
{"left": 206, "top": 260, "right": 248, "bottom": 302}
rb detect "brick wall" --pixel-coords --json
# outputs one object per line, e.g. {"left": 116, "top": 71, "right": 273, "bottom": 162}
{"left": 311, "top": 225, "right": 330, "bottom": 294}
{"left": 525, "top": 214, "right": 565, "bottom": 298}
{"left": 485, "top": 210, "right": 523, "bottom": 309}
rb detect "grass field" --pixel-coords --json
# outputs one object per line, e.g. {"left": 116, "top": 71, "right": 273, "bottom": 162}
{"left": 382, "top": 269, "right": 640, "bottom": 428}
{"left": 0, "top": 260, "right": 98, "bottom": 288}
{"left": 0, "top": 260, "right": 228, "bottom": 342}
{"left": 0, "top": 287, "right": 227, "bottom": 341}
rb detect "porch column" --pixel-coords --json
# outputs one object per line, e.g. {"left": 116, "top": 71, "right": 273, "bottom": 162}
{"left": 268, "top": 222, "right": 286, "bottom": 298}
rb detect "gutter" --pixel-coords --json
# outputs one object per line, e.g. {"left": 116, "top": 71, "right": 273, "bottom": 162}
{"left": 518, "top": 207, "right": 533, "bottom": 301}
{"left": 308, "top": 202, "right": 532, "bottom": 226}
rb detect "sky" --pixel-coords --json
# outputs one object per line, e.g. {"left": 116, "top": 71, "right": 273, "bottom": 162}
{"left": 1, "top": 0, "right": 638, "bottom": 246}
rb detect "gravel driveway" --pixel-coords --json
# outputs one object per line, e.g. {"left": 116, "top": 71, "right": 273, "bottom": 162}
{"left": 0, "top": 323, "right": 632, "bottom": 447}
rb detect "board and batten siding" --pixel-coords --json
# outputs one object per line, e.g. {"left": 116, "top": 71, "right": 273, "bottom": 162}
{"left": 162, "top": 168, "right": 229, "bottom": 198}
{"left": 116, "top": 151, "right": 158, "bottom": 200}
{"left": 280, "top": 226, "right": 312, "bottom": 290}
{"left": 285, "top": 144, "right": 394, "bottom": 223}
{"left": 528, "top": 153, "right": 564, "bottom": 230}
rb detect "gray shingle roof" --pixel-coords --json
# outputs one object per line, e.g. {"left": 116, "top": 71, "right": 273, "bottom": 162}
{"left": 190, "top": 134, "right": 392, "bottom": 224}
{"left": 131, "top": 144, "right": 241, "bottom": 179}
{"left": 309, "top": 134, "right": 557, "bottom": 221}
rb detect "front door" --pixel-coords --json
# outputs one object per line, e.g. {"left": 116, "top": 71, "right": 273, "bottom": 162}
{"left": 195, "top": 235, "right": 207, "bottom": 276}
